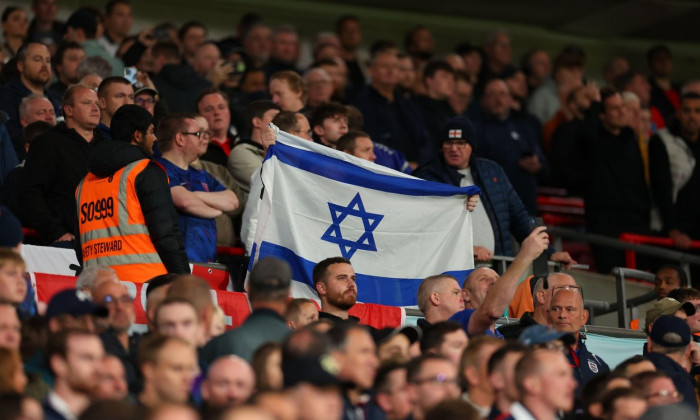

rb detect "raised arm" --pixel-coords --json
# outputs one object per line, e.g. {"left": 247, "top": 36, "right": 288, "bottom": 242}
{"left": 467, "top": 226, "right": 549, "bottom": 336}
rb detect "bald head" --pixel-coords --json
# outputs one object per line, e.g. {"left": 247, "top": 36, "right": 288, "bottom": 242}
{"left": 548, "top": 288, "right": 587, "bottom": 335}
{"left": 417, "top": 275, "right": 465, "bottom": 323}
{"left": 533, "top": 273, "right": 578, "bottom": 309}
{"left": 462, "top": 268, "right": 499, "bottom": 310}
{"left": 202, "top": 355, "right": 256, "bottom": 407}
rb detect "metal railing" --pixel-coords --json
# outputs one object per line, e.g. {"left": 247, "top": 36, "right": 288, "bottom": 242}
{"left": 489, "top": 255, "right": 589, "bottom": 274}
{"left": 548, "top": 226, "right": 700, "bottom": 277}
{"left": 403, "top": 309, "right": 647, "bottom": 339}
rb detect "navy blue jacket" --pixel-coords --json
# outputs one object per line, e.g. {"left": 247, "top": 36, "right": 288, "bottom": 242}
{"left": 413, "top": 153, "right": 534, "bottom": 257}
{"left": 353, "top": 85, "right": 432, "bottom": 164}
{"left": 567, "top": 338, "right": 610, "bottom": 396}
{"left": 471, "top": 112, "right": 549, "bottom": 215}
{"left": 647, "top": 352, "right": 698, "bottom": 410}
{"left": 42, "top": 399, "right": 70, "bottom": 420}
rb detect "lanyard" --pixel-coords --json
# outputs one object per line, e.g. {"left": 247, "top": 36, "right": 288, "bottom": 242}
{"left": 569, "top": 346, "right": 580, "bottom": 369}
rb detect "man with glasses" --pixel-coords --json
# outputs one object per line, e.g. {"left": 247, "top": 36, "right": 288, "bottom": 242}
{"left": 548, "top": 287, "right": 610, "bottom": 394}
{"left": 405, "top": 354, "right": 461, "bottom": 420}
{"left": 499, "top": 272, "right": 580, "bottom": 339}
{"left": 91, "top": 278, "right": 140, "bottom": 393}
{"left": 630, "top": 370, "right": 682, "bottom": 408}
{"left": 134, "top": 86, "right": 158, "bottom": 117}
{"left": 272, "top": 110, "right": 313, "bottom": 141}
{"left": 645, "top": 315, "right": 698, "bottom": 410}
{"left": 414, "top": 117, "right": 574, "bottom": 267}
{"left": 155, "top": 113, "right": 239, "bottom": 263}
{"left": 667, "top": 287, "right": 700, "bottom": 339}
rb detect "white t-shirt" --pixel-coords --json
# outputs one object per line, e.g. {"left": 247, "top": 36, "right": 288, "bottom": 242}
{"left": 459, "top": 168, "right": 495, "bottom": 252}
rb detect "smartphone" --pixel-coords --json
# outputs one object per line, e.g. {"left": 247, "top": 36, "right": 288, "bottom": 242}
{"left": 530, "top": 217, "right": 550, "bottom": 286}
{"left": 124, "top": 67, "right": 138, "bottom": 85}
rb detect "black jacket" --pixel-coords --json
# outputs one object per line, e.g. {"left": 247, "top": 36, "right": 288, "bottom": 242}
{"left": 353, "top": 85, "right": 432, "bottom": 164}
{"left": 647, "top": 352, "right": 698, "bottom": 410}
{"left": 77, "top": 140, "right": 190, "bottom": 274}
{"left": 579, "top": 104, "right": 651, "bottom": 235}
{"left": 412, "top": 94, "right": 455, "bottom": 152}
{"left": 497, "top": 312, "right": 539, "bottom": 340}
{"left": 19, "top": 123, "right": 107, "bottom": 243}
{"left": 152, "top": 64, "right": 211, "bottom": 113}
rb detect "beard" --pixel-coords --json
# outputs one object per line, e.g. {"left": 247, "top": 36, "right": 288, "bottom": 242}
{"left": 68, "top": 372, "right": 98, "bottom": 394}
{"left": 27, "top": 69, "right": 51, "bottom": 87}
{"left": 327, "top": 289, "right": 357, "bottom": 310}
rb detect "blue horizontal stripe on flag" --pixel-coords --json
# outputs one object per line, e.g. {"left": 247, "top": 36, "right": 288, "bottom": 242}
{"left": 256, "top": 241, "right": 472, "bottom": 307}
{"left": 267, "top": 142, "right": 481, "bottom": 198}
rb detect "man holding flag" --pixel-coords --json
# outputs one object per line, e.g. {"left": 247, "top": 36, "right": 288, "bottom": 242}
{"left": 249, "top": 122, "right": 480, "bottom": 308}
{"left": 414, "top": 116, "right": 575, "bottom": 267}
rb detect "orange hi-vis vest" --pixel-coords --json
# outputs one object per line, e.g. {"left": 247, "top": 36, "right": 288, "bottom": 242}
{"left": 75, "top": 159, "right": 167, "bottom": 283}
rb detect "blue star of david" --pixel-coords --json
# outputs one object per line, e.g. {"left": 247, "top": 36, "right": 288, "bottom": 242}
{"left": 320, "top": 193, "right": 384, "bottom": 259}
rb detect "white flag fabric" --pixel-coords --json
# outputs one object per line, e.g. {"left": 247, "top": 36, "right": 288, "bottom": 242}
{"left": 250, "top": 132, "right": 480, "bottom": 307}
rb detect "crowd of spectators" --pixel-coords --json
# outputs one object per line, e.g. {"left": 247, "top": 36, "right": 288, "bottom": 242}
{"left": 1, "top": 1, "right": 700, "bottom": 419}
{"left": 0, "top": 0, "right": 698, "bottom": 274}
{"left": 0, "top": 223, "right": 698, "bottom": 420}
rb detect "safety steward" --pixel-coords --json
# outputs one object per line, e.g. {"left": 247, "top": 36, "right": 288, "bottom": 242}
{"left": 75, "top": 105, "right": 189, "bottom": 282}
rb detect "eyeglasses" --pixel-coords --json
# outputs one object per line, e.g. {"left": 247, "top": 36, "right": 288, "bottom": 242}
{"left": 102, "top": 295, "right": 133, "bottom": 306}
{"left": 647, "top": 389, "right": 680, "bottom": 402}
{"left": 532, "top": 341, "right": 567, "bottom": 352}
{"left": 135, "top": 97, "right": 156, "bottom": 105}
{"left": 552, "top": 285, "right": 584, "bottom": 299}
{"left": 180, "top": 131, "right": 204, "bottom": 138}
{"left": 412, "top": 373, "right": 459, "bottom": 386}
{"left": 443, "top": 140, "right": 469, "bottom": 148}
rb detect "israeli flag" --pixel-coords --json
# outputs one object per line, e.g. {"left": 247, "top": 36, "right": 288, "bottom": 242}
{"left": 250, "top": 131, "right": 480, "bottom": 307}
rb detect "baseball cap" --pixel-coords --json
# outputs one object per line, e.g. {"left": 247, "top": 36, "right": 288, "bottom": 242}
{"left": 649, "top": 315, "right": 690, "bottom": 348}
{"left": 371, "top": 325, "right": 421, "bottom": 346}
{"left": 46, "top": 288, "right": 108, "bottom": 319}
{"left": 283, "top": 353, "right": 340, "bottom": 388}
{"left": 248, "top": 257, "right": 291, "bottom": 293}
{"left": 645, "top": 297, "right": 695, "bottom": 332}
{"left": 134, "top": 86, "right": 158, "bottom": 96}
{"left": 519, "top": 324, "right": 576, "bottom": 346}
{"left": 441, "top": 117, "right": 478, "bottom": 151}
